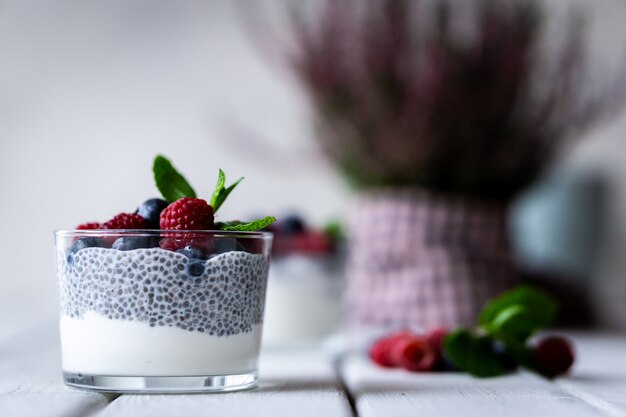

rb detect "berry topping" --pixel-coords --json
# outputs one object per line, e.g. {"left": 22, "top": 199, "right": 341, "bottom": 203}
{"left": 160, "top": 197, "right": 214, "bottom": 231}
{"left": 390, "top": 335, "right": 438, "bottom": 372}
{"left": 534, "top": 336, "right": 575, "bottom": 378}
{"left": 103, "top": 213, "right": 149, "bottom": 230}
{"left": 69, "top": 237, "right": 107, "bottom": 254}
{"left": 136, "top": 198, "right": 169, "bottom": 229}
{"left": 112, "top": 236, "right": 158, "bottom": 251}
{"left": 76, "top": 222, "right": 101, "bottom": 230}
{"left": 176, "top": 245, "right": 208, "bottom": 260}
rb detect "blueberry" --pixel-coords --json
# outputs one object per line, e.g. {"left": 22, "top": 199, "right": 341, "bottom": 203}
{"left": 280, "top": 215, "right": 306, "bottom": 234}
{"left": 69, "top": 237, "right": 106, "bottom": 253}
{"left": 112, "top": 236, "right": 158, "bottom": 251}
{"left": 212, "top": 238, "right": 246, "bottom": 255}
{"left": 187, "top": 261, "right": 205, "bottom": 278}
{"left": 176, "top": 245, "right": 208, "bottom": 260}
{"left": 136, "top": 198, "right": 168, "bottom": 229}
{"left": 490, "top": 340, "right": 517, "bottom": 372}
{"left": 67, "top": 237, "right": 106, "bottom": 266}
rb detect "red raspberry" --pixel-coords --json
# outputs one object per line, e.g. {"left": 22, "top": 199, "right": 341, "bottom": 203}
{"left": 390, "top": 335, "right": 438, "bottom": 372}
{"left": 534, "top": 336, "right": 575, "bottom": 378}
{"left": 160, "top": 197, "right": 214, "bottom": 231}
{"left": 159, "top": 198, "right": 214, "bottom": 250}
{"left": 103, "top": 213, "right": 149, "bottom": 230}
{"left": 369, "top": 331, "right": 414, "bottom": 368}
{"left": 76, "top": 222, "right": 101, "bottom": 230}
{"left": 426, "top": 327, "right": 449, "bottom": 352}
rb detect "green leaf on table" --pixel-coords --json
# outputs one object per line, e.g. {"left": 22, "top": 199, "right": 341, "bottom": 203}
{"left": 478, "top": 286, "right": 557, "bottom": 343}
{"left": 443, "top": 329, "right": 508, "bottom": 378}
{"left": 210, "top": 169, "right": 244, "bottom": 213}
{"left": 219, "top": 216, "right": 276, "bottom": 231}
{"left": 153, "top": 155, "right": 197, "bottom": 203}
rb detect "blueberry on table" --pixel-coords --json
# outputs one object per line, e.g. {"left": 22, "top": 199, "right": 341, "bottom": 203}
{"left": 112, "top": 236, "right": 158, "bottom": 251}
{"left": 136, "top": 198, "right": 169, "bottom": 228}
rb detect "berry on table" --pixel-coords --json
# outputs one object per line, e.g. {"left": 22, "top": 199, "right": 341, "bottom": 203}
{"left": 390, "top": 334, "right": 438, "bottom": 372}
{"left": 369, "top": 331, "right": 414, "bottom": 368}
{"left": 534, "top": 336, "right": 575, "bottom": 378}
{"left": 136, "top": 198, "right": 169, "bottom": 229}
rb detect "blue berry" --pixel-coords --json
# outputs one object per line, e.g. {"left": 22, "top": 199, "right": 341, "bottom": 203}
{"left": 176, "top": 245, "right": 208, "bottom": 260}
{"left": 212, "top": 238, "right": 246, "bottom": 255}
{"left": 136, "top": 198, "right": 168, "bottom": 229}
{"left": 280, "top": 215, "right": 306, "bottom": 234}
{"left": 70, "top": 237, "right": 106, "bottom": 253}
{"left": 112, "top": 236, "right": 158, "bottom": 251}
{"left": 187, "top": 260, "right": 205, "bottom": 278}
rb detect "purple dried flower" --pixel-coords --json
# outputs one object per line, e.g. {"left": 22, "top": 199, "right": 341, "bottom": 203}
{"left": 285, "top": 0, "right": 626, "bottom": 200}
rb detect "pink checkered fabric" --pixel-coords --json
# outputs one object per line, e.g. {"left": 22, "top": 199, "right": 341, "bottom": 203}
{"left": 345, "top": 189, "right": 519, "bottom": 328}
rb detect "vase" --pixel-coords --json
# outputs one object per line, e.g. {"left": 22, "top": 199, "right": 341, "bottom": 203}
{"left": 345, "top": 189, "right": 519, "bottom": 328}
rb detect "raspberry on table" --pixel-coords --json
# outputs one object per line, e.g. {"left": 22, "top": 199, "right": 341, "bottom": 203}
{"left": 160, "top": 197, "right": 214, "bottom": 230}
{"left": 103, "top": 213, "right": 149, "bottom": 230}
{"left": 76, "top": 222, "right": 101, "bottom": 230}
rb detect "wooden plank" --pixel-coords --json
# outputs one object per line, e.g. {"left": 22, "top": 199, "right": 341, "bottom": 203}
{"left": 339, "top": 352, "right": 610, "bottom": 417}
{"left": 94, "top": 349, "right": 352, "bottom": 417}
{"left": 0, "top": 320, "right": 111, "bottom": 417}
{"left": 556, "top": 333, "right": 626, "bottom": 417}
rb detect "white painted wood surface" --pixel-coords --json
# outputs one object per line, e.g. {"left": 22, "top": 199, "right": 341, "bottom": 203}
{"left": 0, "top": 320, "right": 110, "bottom": 417}
{"left": 95, "top": 350, "right": 352, "bottom": 417}
{"left": 2, "top": 323, "right": 626, "bottom": 417}
{"left": 339, "top": 334, "right": 626, "bottom": 417}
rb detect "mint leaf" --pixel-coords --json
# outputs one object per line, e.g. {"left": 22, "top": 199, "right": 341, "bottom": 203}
{"left": 210, "top": 169, "right": 226, "bottom": 208}
{"left": 443, "top": 329, "right": 508, "bottom": 378}
{"left": 479, "top": 286, "right": 557, "bottom": 343}
{"left": 210, "top": 169, "right": 244, "bottom": 213}
{"left": 220, "top": 216, "right": 276, "bottom": 231}
{"left": 153, "top": 155, "right": 196, "bottom": 203}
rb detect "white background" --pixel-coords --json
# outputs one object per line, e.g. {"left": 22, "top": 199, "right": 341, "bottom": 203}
{"left": 0, "top": 0, "right": 625, "bottom": 335}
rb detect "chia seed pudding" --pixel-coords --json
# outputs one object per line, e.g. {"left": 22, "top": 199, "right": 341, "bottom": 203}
{"left": 55, "top": 232, "right": 271, "bottom": 379}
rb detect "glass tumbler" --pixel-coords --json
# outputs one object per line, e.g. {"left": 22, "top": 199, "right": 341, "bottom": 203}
{"left": 54, "top": 230, "right": 272, "bottom": 393}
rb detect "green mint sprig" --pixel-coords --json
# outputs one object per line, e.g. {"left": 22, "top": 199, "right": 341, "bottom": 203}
{"left": 153, "top": 155, "right": 197, "bottom": 203}
{"left": 210, "top": 169, "right": 244, "bottom": 214}
{"left": 153, "top": 155, "right": 276, "bottom": 231}
{"left": 443, "top": 286, "right": 558, "bottom": 378}
{"left": 216, "top": 216, "right": 277, "bottom": 232}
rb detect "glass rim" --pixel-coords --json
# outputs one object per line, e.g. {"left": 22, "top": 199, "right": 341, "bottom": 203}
{"left": 55, "top": 229, "right": 273, "bottom": 240}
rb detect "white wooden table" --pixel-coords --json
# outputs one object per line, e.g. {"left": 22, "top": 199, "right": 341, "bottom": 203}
{"left": 2, "top": 322, "right": 625, "bottom": 417}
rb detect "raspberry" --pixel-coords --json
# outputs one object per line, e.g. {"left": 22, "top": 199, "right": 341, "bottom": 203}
{"left": 160, "top": 197, "right": 214, "bottom": 231}
{"left": 390, "top": 335, "right": 438, "bottom": 372}
{"left": 103, "top": 213, "right": 149, "bottom": 230}
{"left": 534, "top": 336, "right": 575, "bottom": 378}
{"left": 76, "top": 222, "right": 101, "bottom": 230}
{"left": 369, "top": 331, "right": 414, "bottom": 368}
{"left": 426, "top": 327, "right": 449, "bottom": 352}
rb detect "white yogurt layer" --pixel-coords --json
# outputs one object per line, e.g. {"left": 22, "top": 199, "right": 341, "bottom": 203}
{"left": 60, "top": 312, "right": 262, "bottom": 376}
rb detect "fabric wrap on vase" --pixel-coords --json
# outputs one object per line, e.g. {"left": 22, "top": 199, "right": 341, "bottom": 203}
{"left": 345, "top": 189, "right": 519, "bottom": 328}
